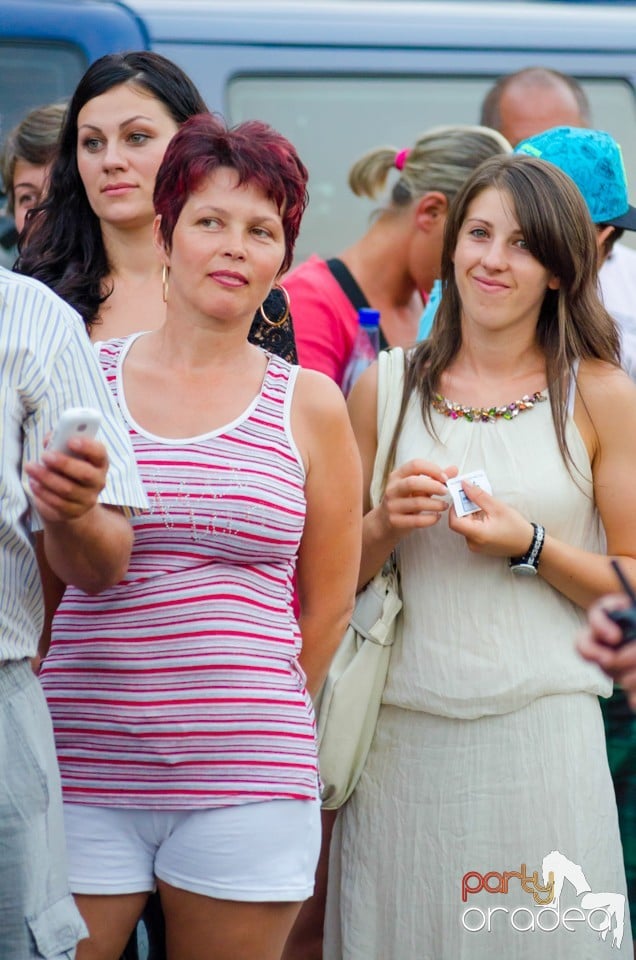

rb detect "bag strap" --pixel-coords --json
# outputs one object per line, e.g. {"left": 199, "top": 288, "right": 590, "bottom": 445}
{"left": 326, "top": 257, "right": 389, "bottom": 351}
{"left": 326, "top": 257, "right": 370, "bottom": 311}
{"left": 370, "top": 347, "right": 405, "bottom": 509}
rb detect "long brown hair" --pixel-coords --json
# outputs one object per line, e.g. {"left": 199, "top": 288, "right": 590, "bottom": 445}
{"left": 389, "top": 154, "right": 620, "bottom": 473}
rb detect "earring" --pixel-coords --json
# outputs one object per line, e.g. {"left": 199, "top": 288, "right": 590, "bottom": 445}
{"left": 259, "top": 283, "right": 290, "bottom": 328}
{"left": 162, "top": 264, "right": 169, "bottom": 304}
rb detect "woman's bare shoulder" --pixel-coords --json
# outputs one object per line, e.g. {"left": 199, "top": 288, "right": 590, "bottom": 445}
{"left": 575, "top": 360, "right": 636, "bottom": 461}
{"left": 293, "top": 367, "right": 348, "bottom": 415}
{"left": 577, "top": 359, "right": 636, "bottom": 408}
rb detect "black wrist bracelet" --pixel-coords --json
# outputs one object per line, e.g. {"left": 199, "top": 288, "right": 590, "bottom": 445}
{"left": 509, "top": 523, "right": 545, "bottom": 577}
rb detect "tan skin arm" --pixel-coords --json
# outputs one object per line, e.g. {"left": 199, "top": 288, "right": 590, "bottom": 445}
{"left": 292, "top": 369, "right": 363, "bottom": 699}
{"left": 347, "top": 362, "right": 457, "bottom": 590}
{"left": 449, "top": 361, "right": 636, "bottom": 609}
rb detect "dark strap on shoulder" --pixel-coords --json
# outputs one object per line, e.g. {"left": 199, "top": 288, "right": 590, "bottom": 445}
{"left": 326, "top": 257, "right": 388, "bottom": 351}
{"left": 326, "top": 258, "right": 370, "bottom": 311}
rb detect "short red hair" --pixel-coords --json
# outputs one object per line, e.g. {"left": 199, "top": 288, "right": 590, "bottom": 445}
{"left": 154, "top": 113, "right": 309, "bottom": 274}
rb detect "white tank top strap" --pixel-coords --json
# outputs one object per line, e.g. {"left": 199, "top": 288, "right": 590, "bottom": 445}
{"left": 567, "top": 359, "right": 580, "bottom": 417}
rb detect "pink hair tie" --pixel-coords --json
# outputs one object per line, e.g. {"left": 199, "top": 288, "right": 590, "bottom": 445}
{"left": 394, "top": 148, "right": 411, "bottom": 171}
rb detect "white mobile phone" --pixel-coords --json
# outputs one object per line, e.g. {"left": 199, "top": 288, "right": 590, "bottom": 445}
{"left": 47, "top": 407, "right": 102, "bottom": 456}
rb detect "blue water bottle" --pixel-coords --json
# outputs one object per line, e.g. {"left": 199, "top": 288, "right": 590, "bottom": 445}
{"left": 341, "top": 308, "right": 381, "bottom": 396}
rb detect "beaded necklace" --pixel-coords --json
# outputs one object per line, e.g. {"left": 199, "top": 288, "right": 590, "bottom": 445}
{"left": 432, "top": 390, "right": 547, "bottom": 423}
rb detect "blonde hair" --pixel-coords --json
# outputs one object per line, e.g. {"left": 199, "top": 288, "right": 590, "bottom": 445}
{"left": 347, "top": 124, "right": 512, "bottom": 209}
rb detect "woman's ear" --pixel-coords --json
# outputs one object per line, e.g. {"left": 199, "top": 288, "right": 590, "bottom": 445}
{"left": 547, "top": 274, "right": 561, "bottom": 291}
{"left": 414, "top": 192, "right": 449, "bottom": 233}
{"left": 596, "top": 224, "right": 616, "bottom": 267}
{"left": 153, "top": 214, "right": 170, "bottom": 264}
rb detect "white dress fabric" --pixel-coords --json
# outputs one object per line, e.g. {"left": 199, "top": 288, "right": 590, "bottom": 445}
{"left": 325, "top": 382, "right": 630, "bottom": 959}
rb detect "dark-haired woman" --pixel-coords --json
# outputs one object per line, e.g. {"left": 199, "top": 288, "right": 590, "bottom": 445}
{"left": 326, "top": 154, "right": 636, "bottom": 958}
{"left": 15, "top": 52, "right": 295, "bottom": 358}
{"left": 38, "top": 113, "right": 361, "bottom": 960}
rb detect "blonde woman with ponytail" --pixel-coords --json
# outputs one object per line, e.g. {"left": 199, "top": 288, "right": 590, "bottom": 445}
{"left": 284, "top": 124, "right": 511, "bottom": 387}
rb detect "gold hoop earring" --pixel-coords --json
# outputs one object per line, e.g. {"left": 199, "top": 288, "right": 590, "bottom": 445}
{"left": 162, "top": 264, "right": 169, "bottom": 304}
{"left": 259, "top": 283, "right": 290, "bottom": 328}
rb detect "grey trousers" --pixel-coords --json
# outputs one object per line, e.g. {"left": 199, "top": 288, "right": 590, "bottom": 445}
{"left": 0, "top": 659, "right": 87, "bottom": 959}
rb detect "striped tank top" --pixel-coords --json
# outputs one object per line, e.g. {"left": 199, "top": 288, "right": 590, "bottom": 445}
{"left": 40, "top": 335, "right": 318, "bottom": 808}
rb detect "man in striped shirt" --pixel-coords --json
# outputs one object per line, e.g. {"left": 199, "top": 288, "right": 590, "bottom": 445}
{"left": 0, "top": 266, "right": 147, "bottom": 960}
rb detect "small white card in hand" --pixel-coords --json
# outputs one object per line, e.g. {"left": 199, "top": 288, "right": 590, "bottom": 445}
{"left": 446, "top": 470, "right": 492, "bottom": 518}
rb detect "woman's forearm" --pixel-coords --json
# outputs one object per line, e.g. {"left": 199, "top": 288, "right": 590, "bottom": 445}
{"left": 358, "top": 507, "right": 403, "bottom": 590}
{"left": 299, "top": 602, "right": 356, "bottom": 700}
{"left": 43, "top": 504, "right": 133, "bottom": 594}
{"left": 539, "top": 536, "right": 636, "bottom": 609}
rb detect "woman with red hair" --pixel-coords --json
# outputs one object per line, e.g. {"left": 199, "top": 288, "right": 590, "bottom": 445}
{"left": 38, "top": 114, "right": 362, "bottom": 960}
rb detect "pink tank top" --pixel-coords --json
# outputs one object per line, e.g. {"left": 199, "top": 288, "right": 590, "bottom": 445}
{"left": 40, "top": 335, "right": 318, "bottom": 808}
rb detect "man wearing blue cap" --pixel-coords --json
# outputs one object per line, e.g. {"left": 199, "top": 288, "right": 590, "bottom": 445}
{"left": 515, "top": 126, "right": 636, "bottom": 377}
{"left": 478, "top": 69, "right": 636, "bottom": 362}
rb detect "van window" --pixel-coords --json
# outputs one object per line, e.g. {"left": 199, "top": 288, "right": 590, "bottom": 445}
{"left": 229, "top": 75, "right": 636, "bottom": 262}
{"left": 0, "top": 42, "right": 85, "bottom": 141}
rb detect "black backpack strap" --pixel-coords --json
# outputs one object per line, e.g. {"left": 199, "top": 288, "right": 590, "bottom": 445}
{"left": 326, "top": 257, "right": 388, "bottom": 350}
{"left": 326, "top": 258, "right": 370, "bottom": 311}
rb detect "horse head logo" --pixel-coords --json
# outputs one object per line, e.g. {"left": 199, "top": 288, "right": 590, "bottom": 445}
{"left": 541, "top": 850, "right": 625, "bottom": 949}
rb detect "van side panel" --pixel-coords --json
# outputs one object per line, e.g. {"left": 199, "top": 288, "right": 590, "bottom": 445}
{"left": 3, "top": 0, "right": 636, "bottom": 259}
{"left": 0, "top": 0, "right": 148, "bottom": 139}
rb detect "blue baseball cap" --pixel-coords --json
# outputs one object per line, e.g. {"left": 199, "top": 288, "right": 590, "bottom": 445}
{"left": 515, "top": 126, "right": 636, "bottom": 231}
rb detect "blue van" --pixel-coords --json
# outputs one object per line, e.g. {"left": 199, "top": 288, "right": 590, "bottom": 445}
{"left": 1, "top": 0, "right": 146, "bottom": 133}
{"left": 2, "top": 0, "right": 636, "bottom": 262}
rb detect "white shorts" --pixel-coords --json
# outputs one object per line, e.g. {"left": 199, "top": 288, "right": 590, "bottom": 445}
{"left": 63, "top": 798, "right": 322, "bottom": 902}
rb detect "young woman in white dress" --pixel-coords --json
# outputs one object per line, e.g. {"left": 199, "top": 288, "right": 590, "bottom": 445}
{"left": 328, "top": 153, "right": 636, "bottom": 959}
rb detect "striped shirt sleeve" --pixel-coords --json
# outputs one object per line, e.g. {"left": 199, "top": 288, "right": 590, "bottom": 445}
{"left": 15, "top": 281, "right": 148, "bottom": 524}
